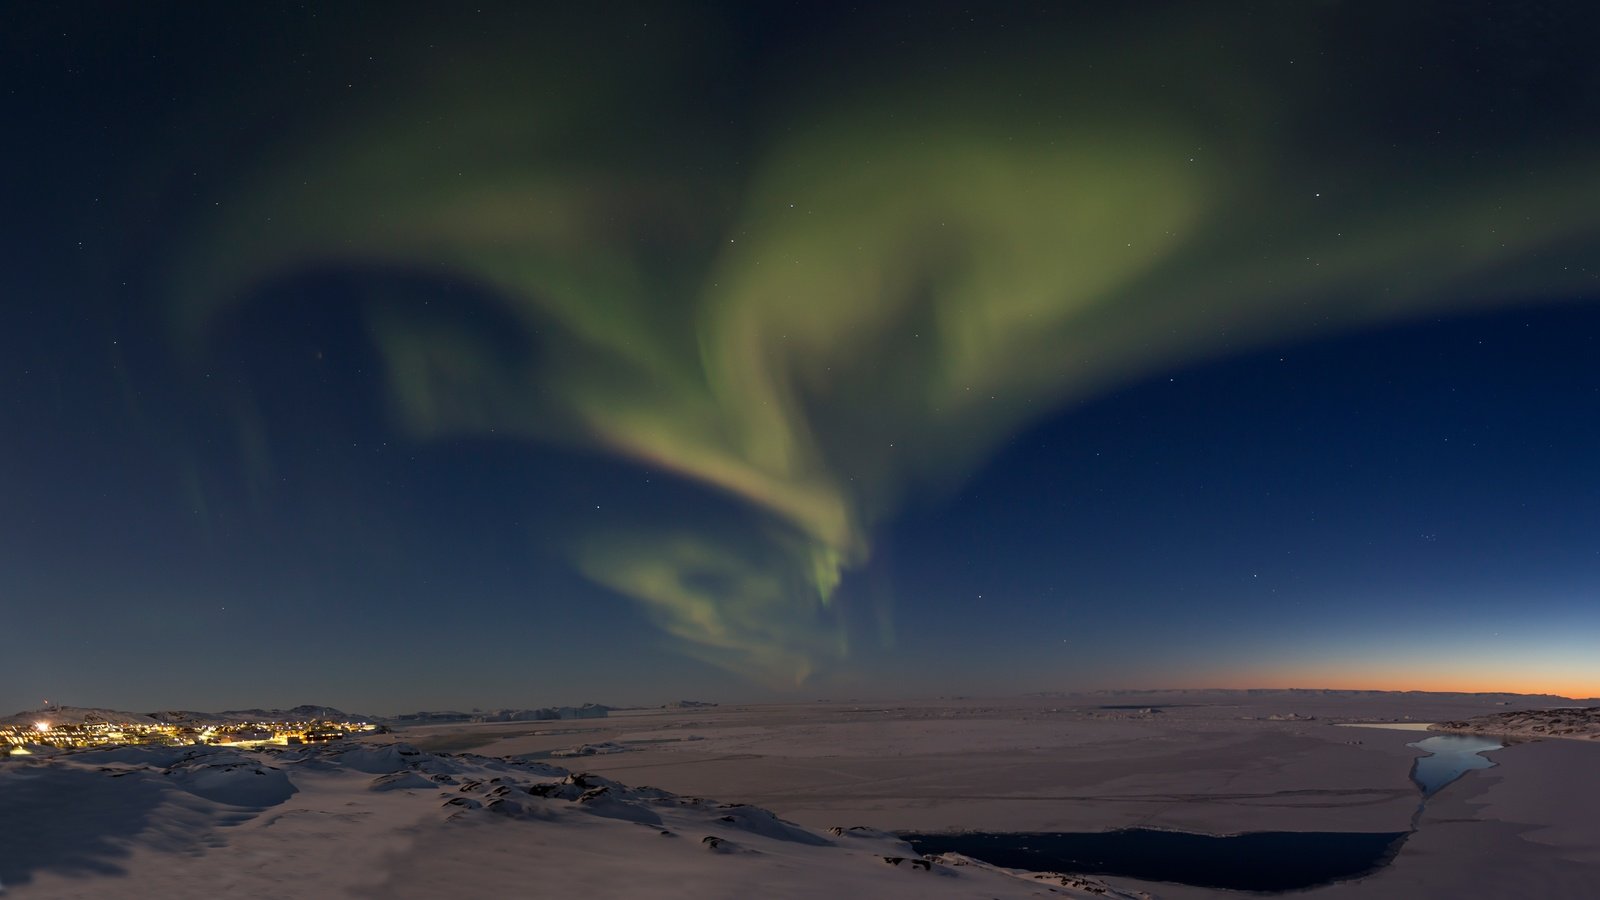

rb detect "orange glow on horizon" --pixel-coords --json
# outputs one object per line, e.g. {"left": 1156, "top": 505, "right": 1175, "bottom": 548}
{"left": 1175, "top": 667, "right": 1599, "bottom": 700}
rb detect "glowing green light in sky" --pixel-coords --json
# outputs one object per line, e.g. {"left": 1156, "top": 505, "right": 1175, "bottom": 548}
{"left": 174, "top": 7, "right": 1600, "bottom": 684}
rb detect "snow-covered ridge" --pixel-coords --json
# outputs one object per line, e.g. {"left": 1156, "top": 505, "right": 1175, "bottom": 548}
{"left": 391, "top": 703, "right": 610, "bottom": 723}
{"left": 1433, "top": 706, "right": 1600, "bottom": 741}
{"left": 0, "top": 706, "right": 158, "bottom": 727}
{"left": 0, "top": 740, "right": 1149, "bottom": 898}
{"left": 157, "top": 704, "right": 381, "bottom": 725}
{"left": 0, "top": 704, "right": 380, "bottom": 728}
{"left": 2, "top": 702, "right": 613, "bottom": 728}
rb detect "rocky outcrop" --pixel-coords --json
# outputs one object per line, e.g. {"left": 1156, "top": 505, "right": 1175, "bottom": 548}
{"left": 1433, "top": 706, "right": 1600, "bottom": 740}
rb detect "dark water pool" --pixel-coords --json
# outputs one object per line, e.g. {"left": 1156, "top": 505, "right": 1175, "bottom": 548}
{"left": 900, "top": 828, "right": 1407, "bottom": 892}
{"left": 1408, "top": 734, "right": 1502, "bottom": 797}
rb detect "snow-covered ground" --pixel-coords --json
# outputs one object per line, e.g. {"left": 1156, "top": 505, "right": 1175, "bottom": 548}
{"left": 1433, "top": 705, "right": 1600, "bottom": 741}
{"left": 422, "top": 691, "right": 1600, "bottom": 897}
{"left": 5, "top": 691, "right": 1597, "bottom": 897}
{"left": 0, "top": 741, "right": 1143, "bottom": 899}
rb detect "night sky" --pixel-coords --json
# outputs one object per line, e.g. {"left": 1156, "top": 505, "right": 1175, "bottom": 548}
{"left": 4, "top": 2, "right": 1598, "bottom": 713}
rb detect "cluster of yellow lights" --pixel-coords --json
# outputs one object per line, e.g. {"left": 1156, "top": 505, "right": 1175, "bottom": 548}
{"left": 2, "top": 718, "right": 378, "bottom": 754}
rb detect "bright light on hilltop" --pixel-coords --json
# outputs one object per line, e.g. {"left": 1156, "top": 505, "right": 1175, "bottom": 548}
{"left": 35, "top": 721, "right": 49, "bottom": 732}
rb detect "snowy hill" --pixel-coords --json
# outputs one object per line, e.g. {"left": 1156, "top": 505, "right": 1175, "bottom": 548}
{"left": 5, "top": 704, "right": 379, "bottom": 728}
{"left": 0, "top": 706, "right": 159, "bottom": 727}
{"left": 0, "top": 740, "right": 1149, "bottom": 898}
{"left": 391, "top": 704, "right": 610, "bottom": 723}
{"left": 146, "top": 704, "right": 378, "bottom": 725}
{"left": 1434, "top": 706, "right": 1600, "bottom": 741}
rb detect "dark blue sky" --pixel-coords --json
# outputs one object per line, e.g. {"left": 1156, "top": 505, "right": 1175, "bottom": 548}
{"left": 880, "top": 303, "right": 1600, "bottom": 694}
{"left": 3, "top": 2, "right": 1598, "bottom": 712}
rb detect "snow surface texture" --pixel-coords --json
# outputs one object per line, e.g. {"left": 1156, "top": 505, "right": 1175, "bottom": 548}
{"left": 1433, "top": 706, "right": 1600, "bottom": 741}
{"left": 481, "top": 691, "right": 1600, "bottom": 897}
{"left": 0, "top": 742, "right": 1147, "bottom": 899}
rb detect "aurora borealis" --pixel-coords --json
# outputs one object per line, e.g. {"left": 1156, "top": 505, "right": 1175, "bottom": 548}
{"left": 3, "top": 2, "right": 1599, "bottom": 709}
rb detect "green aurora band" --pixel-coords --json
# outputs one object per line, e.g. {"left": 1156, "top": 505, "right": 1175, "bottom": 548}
{"left": 173, "top": 6, "right": 1600, "bottom": 684}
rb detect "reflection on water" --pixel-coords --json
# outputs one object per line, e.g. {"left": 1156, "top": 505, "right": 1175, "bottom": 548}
{"left": 1409, "top": 734, "right": 1502, "bottom": 797}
